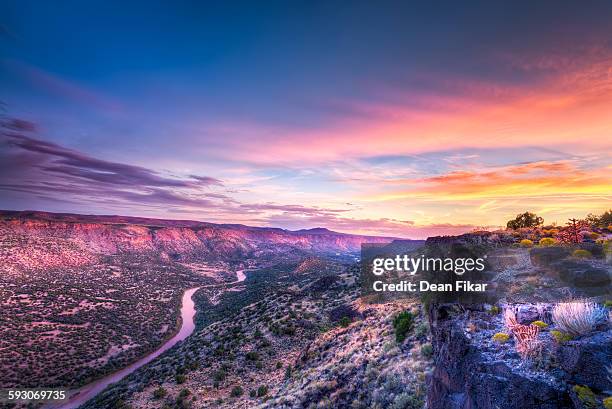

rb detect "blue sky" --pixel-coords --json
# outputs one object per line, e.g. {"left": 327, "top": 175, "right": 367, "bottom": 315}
{"left": 1, "top": 1, "right": 611, "bottom": 237}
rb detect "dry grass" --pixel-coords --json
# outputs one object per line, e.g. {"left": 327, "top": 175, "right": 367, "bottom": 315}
{"left": 552, "top": 302, "right": 607, "bottom": 337}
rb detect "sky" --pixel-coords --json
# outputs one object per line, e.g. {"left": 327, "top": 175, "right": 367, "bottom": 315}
{"left": 1, "top": 1, "right": 611, "bottom": 238}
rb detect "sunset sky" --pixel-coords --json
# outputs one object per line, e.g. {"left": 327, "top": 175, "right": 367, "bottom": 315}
{"left": 1, "top": 1, "right": 611, "bottom": 238}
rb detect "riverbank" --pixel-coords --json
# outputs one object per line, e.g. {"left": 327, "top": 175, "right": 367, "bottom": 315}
{"left": 47, "top": 287, "right": 200, "bottom": 409}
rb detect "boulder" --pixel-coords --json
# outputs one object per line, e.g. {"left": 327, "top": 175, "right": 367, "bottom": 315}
{"left": 557, "top": 330, "right": 612, "bottom": 392}
{"left": 513, "top": 304, "right": 550, "bottom": 325}
{"left": 530, "top": 247, "right": 570, "bottom": 267}
{"left": 553, "top": 260, "right": 611, "bottom": 287}
{"left": 427, "top": 304, "right": 573, "bottom": 409}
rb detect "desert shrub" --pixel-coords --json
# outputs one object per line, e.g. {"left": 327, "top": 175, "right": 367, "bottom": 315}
{"left": 276, "top": 361, "right": 282, "bottom": 369}
{"left": 113, "top": 399, "right": 131, "bottom": 409}
{"left": 415, "top": 322, "right": 429, "bottom": 338}
{"left": 550, "top": 330, "right": 574, "bottom": 344}
{"left": 603, "top": 396, "right": 612, "bottom": 409}
{"left": 339, "top": 316, "right": 351, "bottom": 328}
{"left": 604, "top": 300, "right": 612, "bottom": 308}
{"left": 175, "top": 374, "right": 186, "bottom": 384}
{"left": 519, "top": 239, "right": 534, "bottom": 248}
{"left": 393, "top": 311, "right": 413, "bottom": 343}
{"left": 256, "top": 385, "right": 268, "bottom": 397}
{"left": 178, "top": 389, "right": 191, "bottom": 399}
{"left": 420, "top": 343, "right": 433, "bottom": 358}
{"left": 539, "top": 237, "right": 557, "bottom": 247}
{"left": 230, "top": 386, "right": 243, "bottom": 397}
{"left": 573, "top": 385, "right": 598, "bottom": 408}
{"left": 152, "top": 387, "right": 167, "bottom": 399}
{"left": 245, "top": 351, "right": 259, "bottom": 361}
{"left": 552, "top": 302, "right": 607, "bottom": 336}
{"left": 492, "top": 333, "right": 510, "bottom": 344}
{"left": 531, "top": 320, "right": 548, "bottom": 328}
{"left": 488, "top": 305, "right": 501, "bottom": 315}
{"left": 213, "top": 369, "right": 226, "bottom": 382}
{"left": 572, "top": 249, "right": 592, "bottom": 258}
{"left": 390, "top": 393, "right": 422, "bottom": 409}
{"left": 249, "top": 389, "right": 256, "bottom": 398}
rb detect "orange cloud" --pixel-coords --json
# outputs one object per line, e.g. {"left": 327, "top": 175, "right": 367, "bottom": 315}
{"left": 375, "top": 161, "right": 611, "bottom": 202}
{"left": 197, "top": 48, "right": 612, "bottom": 166}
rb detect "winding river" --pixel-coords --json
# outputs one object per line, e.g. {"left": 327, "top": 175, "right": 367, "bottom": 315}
{"left": 50, "top": 287, "right": 200, "bottom": 409}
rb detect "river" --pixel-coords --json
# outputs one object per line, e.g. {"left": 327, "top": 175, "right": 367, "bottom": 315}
{"left": 49, "top": 287, "right": 200, "bottom": 409}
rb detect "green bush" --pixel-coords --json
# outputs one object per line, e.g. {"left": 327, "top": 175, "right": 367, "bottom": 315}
{"left": 572, "top": 249, "right": 592, "bottom": 258}
{"left": 420, "top": 343, "right": 433, "bottom": 358}
{"left": 519, "top": 239, "right": 534, "bottom": 248}
{"left": 256, "top": 385, "right": 268, "bottom": 397}
{"left": 339, "top": 316, "right": 351, "bottom": 328}
{"left": 213, "top": 369, "right": 226, "bottom": 382}
{"left": 393, "top": 311, "right": 414, "bottom": 343}
{"left": 175, "top": 374, "right": 186, "bottom": 384}
{"left": 492, "top": 333, "right": 510, "bottom": 343}
{"left": 245, "top": 351, "right": 259, "bottom": 361}
{"left": 539, "top": 237, "right": 557, "bottom": 247}
{"left": 550, "top": 330, "right": 573, "bottom": 344}
{"left": 531, "top": 320, "right": 548, "bottom": 328}
{"left": 573, "top": 385, "right": 598, "bottom": 408}
{"left": 152, "top": 387, "right": 167, "bottom": 399}
{"left": 230, "top": 386, "right": 243, "bottom": 397}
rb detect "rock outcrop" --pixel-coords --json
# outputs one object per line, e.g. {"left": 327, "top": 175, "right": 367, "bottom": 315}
{"left": 427, "top": 304, "right": 612, "bottom": 409}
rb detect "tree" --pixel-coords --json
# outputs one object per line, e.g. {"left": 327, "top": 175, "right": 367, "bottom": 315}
{"left": 506, "top": 212, "right": 543, "bottom": 230}
{"left": 556, "top": 218, "right": 589, "bottom": 244}
{"left": 393, "top": 311, "right": 413, "bottom": 343}
{"left": 585, "top": 210, "right": 612, "bottom": 228}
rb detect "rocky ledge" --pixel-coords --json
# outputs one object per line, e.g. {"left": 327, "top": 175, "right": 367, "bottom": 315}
{"left": 427, "top": 303, "right": 611, "bottom": 409}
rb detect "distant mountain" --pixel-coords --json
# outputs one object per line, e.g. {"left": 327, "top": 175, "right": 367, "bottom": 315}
{"left": 0, "top": 210, "right": 407, "bottom": 268}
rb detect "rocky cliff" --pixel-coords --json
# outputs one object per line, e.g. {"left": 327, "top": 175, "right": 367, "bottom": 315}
{"left": 424, "top": 233, "right": 612, "bottom": 409}
{"left": 0, "top": 210, "right": 396, "bottom": 272}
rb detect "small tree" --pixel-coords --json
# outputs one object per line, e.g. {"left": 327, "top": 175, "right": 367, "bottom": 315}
{"left": 556, "top": 218, "right": 589, "bottom": 244}
{"left": 393, "top": 311, "right": 414, "bottom": 343}
{"left": 506, "top": 212, "right": 543, "bottom": 230}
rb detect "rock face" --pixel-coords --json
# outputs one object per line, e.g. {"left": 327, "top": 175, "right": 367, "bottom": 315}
{"left": 529, "top": 246, "right": 611, "bottom": 290}
{"left": 557, "top": 331, "right": 612, "bottom": 392}
{"left": 427, "top": 304, "right": 612, "bottom": 409}
{"left": 553, "top": 260, "right": 611, "bottom": 287}
{"left": 530, "top": 247, "right": 571, "bottom": 267}
{"left": 427, "top": 305, "right": 573, "bottom": 409}
{"left": 0, "top": 210, "right": 403, "bottom": 271}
